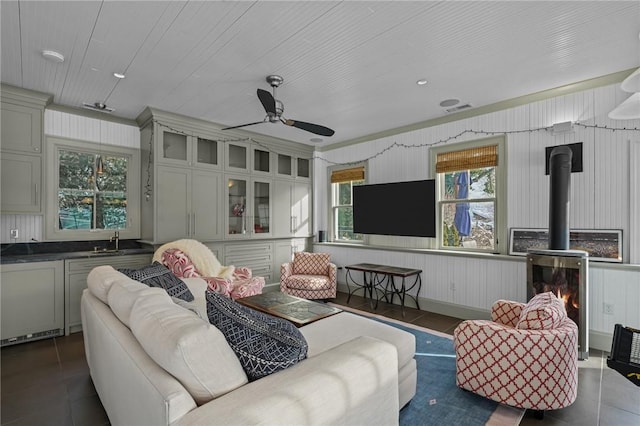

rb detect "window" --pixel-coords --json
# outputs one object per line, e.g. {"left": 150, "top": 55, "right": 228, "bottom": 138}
{"left": 330, "top": 165, "right": 365, "bottom": 242}
{"left": 431, "top": 136, "right": 506, "bottom": 253}
{"left": 46, "top": 137, "right": 140, "bottom": 240}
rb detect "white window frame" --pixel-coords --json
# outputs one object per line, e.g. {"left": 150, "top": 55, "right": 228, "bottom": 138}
{"left": 430, "top": 135, "right": 507, "bottom": 254}
{"left": 327, "top": 163, "right": 366, "bottom": 243}
{"left": 45, "top": 136, "right": 140, "bottom": 241}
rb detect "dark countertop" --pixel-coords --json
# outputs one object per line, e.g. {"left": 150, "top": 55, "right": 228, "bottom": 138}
{"left": 1, "top": 240, "right": 154, "bottom": 264}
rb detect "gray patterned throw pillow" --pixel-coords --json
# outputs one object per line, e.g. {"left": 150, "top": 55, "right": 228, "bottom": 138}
{"left": 206, "top": 290, "right": 308, "bottom": 381}
{"left": 119, "top": 262, "right": 194, "bottom": 302}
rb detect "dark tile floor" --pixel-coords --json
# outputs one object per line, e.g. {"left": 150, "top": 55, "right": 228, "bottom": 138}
{"left": 1, "top": 291, "right": 638, "bottom": 425}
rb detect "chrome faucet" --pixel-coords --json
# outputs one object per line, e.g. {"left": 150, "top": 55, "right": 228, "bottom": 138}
{"left": 110, "top": 231, "right": 120, "bottom": 251}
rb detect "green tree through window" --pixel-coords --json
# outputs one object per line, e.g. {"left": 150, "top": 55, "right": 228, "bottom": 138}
{"left": 58, "top": 150, "right": 128, "bottom": 230}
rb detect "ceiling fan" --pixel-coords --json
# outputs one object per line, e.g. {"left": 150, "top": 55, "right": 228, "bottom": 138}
{"left": 222, "top": 75, "right": 335, "bottom": 137}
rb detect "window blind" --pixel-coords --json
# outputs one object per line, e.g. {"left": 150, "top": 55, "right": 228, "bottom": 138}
{"left": 331, "top": 166, "right": 365, "bottom": 183}
{"left": 435, "top": 145, "right": 497, "bottom": 173}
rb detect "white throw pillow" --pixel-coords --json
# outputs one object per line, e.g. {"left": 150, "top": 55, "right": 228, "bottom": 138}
{"left": 130, "top": 291, "right": 248, "bottom": 405}
{"left": 107, "top": 278, "right": 165, "bottom": 328}
{"left": 88, "top": 265, "right": 129, "bottom": 303}
{"left": 181, "top": 277, "right": 209, "bottom": 318}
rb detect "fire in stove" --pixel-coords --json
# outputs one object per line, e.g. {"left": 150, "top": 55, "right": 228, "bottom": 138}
{"left": 527, "top": 249, "right": 589, "bottom": 359}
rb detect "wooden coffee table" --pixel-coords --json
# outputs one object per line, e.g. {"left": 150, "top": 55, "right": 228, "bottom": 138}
{"left": 237, "top": 292, "right": 342, "bottom": 327}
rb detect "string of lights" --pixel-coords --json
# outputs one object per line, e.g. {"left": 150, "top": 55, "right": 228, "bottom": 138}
{"left": 145, "top": 118, "right": 640, "bottom": 176}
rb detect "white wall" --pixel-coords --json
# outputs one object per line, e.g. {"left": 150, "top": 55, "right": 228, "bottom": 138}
{"left": 0, "top": 110, "right": 139, "bottom": 243}
{"left": 313, "top": 82, "right": 640, "bottom": 350}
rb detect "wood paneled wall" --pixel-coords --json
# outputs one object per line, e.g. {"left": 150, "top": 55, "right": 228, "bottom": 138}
{"left": 314, "top": 82, "right": 640, "bottom": 348}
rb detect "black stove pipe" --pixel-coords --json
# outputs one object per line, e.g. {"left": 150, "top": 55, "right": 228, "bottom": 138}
{"left": 548, "top": 145, "right": 573, "bottom": 250}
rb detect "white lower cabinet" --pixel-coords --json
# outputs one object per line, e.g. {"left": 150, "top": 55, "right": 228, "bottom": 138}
{"left": 224, "top": 242, "right": 274, "bottom": 284}
{"left": 65, "top": 254, "right": 152, "bottom": 334}
{"left": 1, "top": 261, "right": 64, "bottom": 346}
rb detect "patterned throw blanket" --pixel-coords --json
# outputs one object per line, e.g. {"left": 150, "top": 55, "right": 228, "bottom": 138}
{"left": 152, "top": 239, "right": 235, "bottom": 279}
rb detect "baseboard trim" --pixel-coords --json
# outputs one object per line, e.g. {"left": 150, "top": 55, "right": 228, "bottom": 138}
{"left": 336, "top": 283, "right": 613, "bottom": 352}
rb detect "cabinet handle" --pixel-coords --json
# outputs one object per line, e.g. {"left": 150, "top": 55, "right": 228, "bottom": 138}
{"left": 192, "top": 213, "right": 196, "bottom": 235}
{"left": 35, "top": 183, "right": 38, "bottom": 198}
{"left": 186, "top": 215, "right": 190, "bottom": 235}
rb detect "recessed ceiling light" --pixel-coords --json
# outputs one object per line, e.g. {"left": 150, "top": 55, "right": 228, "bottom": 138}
{"left": 310, "top": 138, "right": 323, "bottom": 143}
{"left": 416, "top": 79, "right": 428, "bottom": 86}
{"left": 42, "top": 50, "right": 64, "bottom": 63}
{"left": 113, "top": 72, "right": 125, "bottom": 79}
{"left": 439, "top": 98, "right": 460, "bottom": 108}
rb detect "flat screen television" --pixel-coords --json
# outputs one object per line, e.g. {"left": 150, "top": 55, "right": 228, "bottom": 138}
{"left": 353, "top": 179, "right": 436, "bottom": 237}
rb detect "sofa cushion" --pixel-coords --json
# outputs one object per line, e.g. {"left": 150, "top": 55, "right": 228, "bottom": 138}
{"left": 130, "top": 291, "right": 248, "bottom": 405}
{"left": 118, "top": 262, "right": 194, "bottom": 302}
{"left": 107, "top": 279, "right": 166, "bottom": 327}
{"left": 206, "top": 290, "right": 308, "bottom": 381}
{"left": 293, "top": 252, "right": 330, "bottom": 275}
{"left": 516, "top": 291, "right": 567, "bottom": 330}
{"left": 88, "top": 265, "right": 131, "bottom": 303}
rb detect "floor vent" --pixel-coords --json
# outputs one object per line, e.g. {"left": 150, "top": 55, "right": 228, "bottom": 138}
{"left": 445, "top": 103, "right": 473, "bottom": 113}
{"left": 1, "top": 328, "right": 63, "bottom": 347}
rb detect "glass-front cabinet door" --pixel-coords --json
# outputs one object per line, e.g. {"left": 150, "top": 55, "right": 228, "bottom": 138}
{"left": 276, "top": 153, "right": 293, "bottom": 178}
{"left": 226, "top": 175, "right": 272, "bottom": 238}
{"left": 226, "top": 142, "right": 250, "bottom": 172}
{"left": 252, "top": 147, "right": 272, "bottom": 176}
{"left": 194, "top": 137, "right": 220, "bottom": 169}
{"left": 159, "top": 128, "right": 221, "bottom": 169}
{"left": 227, "top": 176, "right": 247, "bottom": 237}
{"left": 296, "top": 157, "right": 311, "bottom": 180}
{"left": 160, "top": 129, "right": 189, "bottom": 165}
{"left": 252, "top": 179, "right": 271, "bottom": 236}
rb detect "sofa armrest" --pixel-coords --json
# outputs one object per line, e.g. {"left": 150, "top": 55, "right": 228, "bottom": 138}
{"left": 491, "top": 299, "right": 525, "bottom": 327}
{"left": 172, "top": 336, "right": 400, "bottom": 426}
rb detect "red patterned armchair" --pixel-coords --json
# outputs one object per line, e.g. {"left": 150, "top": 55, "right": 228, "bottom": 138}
{"left": 280, "top": 252, "right": 337, "bottom": 300}
{"left": 153, "top": 239, "right": 264, "bottom": 299}
{"left": 454, "top": 292, "right": 578, "bottom": 418}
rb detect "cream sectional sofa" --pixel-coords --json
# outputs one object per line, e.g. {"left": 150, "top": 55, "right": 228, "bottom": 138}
{"left": 81, "top": 265, "right": 416, "bottom": 426}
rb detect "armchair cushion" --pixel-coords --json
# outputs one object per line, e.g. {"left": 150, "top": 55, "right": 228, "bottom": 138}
{"left": 516, "top": 291, "right": 567, "bottom": 330}
{"left": 118, "top": 262, "right": 194, "bottom": 302}
{"left": 206, "top": 290, "right": 308, "bottom": 381}
{"left": 293, "top": 252, "right": 330, "bottom": 275}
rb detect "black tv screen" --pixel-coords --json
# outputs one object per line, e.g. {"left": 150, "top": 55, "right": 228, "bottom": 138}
{"left": 353, "top": 180, "right": 436, "bottom": 237}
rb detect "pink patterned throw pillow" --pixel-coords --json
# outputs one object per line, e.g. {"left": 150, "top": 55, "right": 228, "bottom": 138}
{"left": 516, "top": 291, "right": 567, "bottom": 330}
{"left": 293, "top": 252, "right": 330, "bottom": 275}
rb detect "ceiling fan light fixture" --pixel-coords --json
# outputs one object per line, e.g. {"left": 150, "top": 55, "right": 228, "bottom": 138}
{"left": 42, "top": 49, "right": 64, "bottom": 63}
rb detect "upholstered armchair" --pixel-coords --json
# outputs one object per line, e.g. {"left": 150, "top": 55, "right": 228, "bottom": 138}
{"left": 280, "top": 252, "right": 337, "bottom": 300}
{"left": 153, "top": 239, "right": 264, "bottom": 299}
{"left": 453, "top": 292, "right": 578, "bottom": 418}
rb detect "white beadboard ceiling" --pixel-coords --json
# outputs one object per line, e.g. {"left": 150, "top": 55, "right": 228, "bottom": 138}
{"left": 1, "top": 1, "right": 639, "bottom": 146}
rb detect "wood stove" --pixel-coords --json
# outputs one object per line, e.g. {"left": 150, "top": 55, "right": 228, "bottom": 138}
{"left": 527, "top": 249, "right": 589, "bottom": 360}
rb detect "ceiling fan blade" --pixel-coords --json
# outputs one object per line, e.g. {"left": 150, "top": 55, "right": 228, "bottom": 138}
{"left": 257, "top": 89, "right": 276, "bottom": 114}
{"left": 221, "top": 120, "right": 266, "bottom": 131}
{"left": 283, "top": 119, "right": 335, "bottom": 137}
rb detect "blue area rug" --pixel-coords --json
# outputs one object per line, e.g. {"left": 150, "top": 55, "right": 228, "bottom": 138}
{"left": 334, "top": 306, "right": 524, "bottom": 425}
